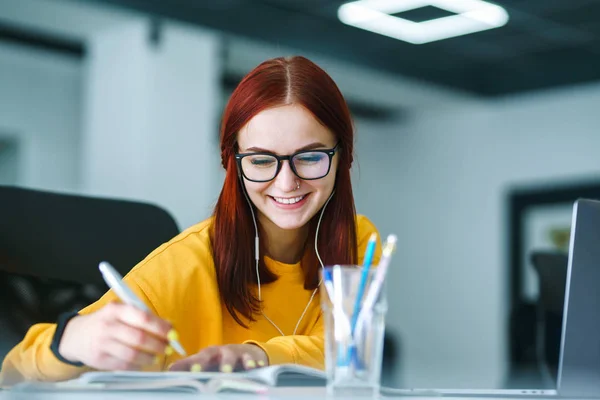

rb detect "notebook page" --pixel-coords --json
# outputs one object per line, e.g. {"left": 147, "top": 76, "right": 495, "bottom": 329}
{"left": 77, "top": 364, "right": 326, "bottom": 387}
{"left": 10, "top": 378, "right": 268, "bottom": 394}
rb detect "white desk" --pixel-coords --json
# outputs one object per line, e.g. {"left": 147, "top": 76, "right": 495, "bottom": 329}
{"left": 3, "top": 389, "right": 582, "bottom": 400}
{"left": 0, "top": 387, "right": 396, "bottom": 400}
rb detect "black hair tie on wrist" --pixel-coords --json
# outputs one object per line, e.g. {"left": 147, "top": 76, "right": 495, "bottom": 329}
{"left": 49, "top": 310, "right": 84, "bottom": 367}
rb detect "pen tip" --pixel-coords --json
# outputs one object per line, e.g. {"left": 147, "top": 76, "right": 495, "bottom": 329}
{"left": 382, "top": 234, "right": 398, "bottom": 255}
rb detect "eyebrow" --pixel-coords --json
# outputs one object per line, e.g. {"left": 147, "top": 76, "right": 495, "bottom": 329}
{"left": 242, "top": 142, "right": 329, "bottom": 153}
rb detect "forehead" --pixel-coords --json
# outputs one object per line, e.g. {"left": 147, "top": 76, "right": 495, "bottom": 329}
{"left": 237, "top": 104, "right": 336, "bottom": 152}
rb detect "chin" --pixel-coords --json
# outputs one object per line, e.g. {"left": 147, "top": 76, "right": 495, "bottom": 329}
{"left": 268, "top": 216, "right": 309, "bottom": 231}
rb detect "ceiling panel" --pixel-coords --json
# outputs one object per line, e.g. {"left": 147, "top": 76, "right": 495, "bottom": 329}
{"left": 73, "top": 0, "right": 600, "bottom": 97}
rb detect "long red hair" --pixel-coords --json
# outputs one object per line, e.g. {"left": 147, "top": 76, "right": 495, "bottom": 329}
{"left": 211, "top": 56, "right": 358, "bottom": 327}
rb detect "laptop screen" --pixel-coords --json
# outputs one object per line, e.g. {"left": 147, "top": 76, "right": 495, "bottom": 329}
{"left": 557, "top": 199, "right": 600, "bottom": 397}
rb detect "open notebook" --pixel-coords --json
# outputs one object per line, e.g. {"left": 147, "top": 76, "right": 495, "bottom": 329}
{"left": 10, "top": 364, "right": 327, "bottom": 394}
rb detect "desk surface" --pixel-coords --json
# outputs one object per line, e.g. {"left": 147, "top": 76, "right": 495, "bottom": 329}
{"left": 2, "top": 389, "right": 587, "bottom": 400}
{"left": 0, "top": 387, "right": 392, "bottom": 400}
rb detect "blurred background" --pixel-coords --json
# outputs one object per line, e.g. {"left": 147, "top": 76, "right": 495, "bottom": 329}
{"left": 1, "top": 0, "right": 600, "bottom": 390}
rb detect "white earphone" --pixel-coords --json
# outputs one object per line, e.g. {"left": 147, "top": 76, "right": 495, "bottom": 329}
{"left": 239, "top": 177, "right": 334, "bottom": 336}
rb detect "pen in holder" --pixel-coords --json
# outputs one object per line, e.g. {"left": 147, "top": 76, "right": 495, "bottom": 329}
{"left": 354, "top": 235, "right": 396, "bottom": 356}
{"left": 320, "top": 236, "right": 396, "bottom": 397}
{"left": 347, "top": 233, "right": 378, "bottom": 368}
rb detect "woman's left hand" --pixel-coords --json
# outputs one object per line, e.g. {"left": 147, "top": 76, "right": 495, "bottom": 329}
{"left": 168, "top": 344, "right": 269, "bottom": 372}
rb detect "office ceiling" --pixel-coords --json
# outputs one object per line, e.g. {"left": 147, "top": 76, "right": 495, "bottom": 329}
{"left": 75, "top": 0, "right": 600, "bottom": 97}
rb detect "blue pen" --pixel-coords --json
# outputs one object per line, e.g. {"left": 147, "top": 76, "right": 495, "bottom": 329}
{"left": 351, "top": 233, "right": 377, "bottom": 330}
{"left": 346, "top": 233, "right": 377, "bottom": 367}
{"left": 322, "top": 269, "right": 335, "bottom": 300}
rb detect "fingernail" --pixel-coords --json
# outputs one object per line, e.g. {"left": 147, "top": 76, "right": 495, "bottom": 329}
{"left": 221, "top": 364, "right": 233, "bottom": 373}
{"left": 257, "top": 360, "right": 265, "bottom": 367}
{"left": 167, "top": 362, "right": 174, "bottom": 370}
{"left": 167, "top": 329, "right": 179, "bottom": 342}
{"left": 153, "top": 355, "right": 161, "bottom": 365}
{"left": 165, "top": 345, "right": 173, "bottom": 356}
{"left": 245, "top": 360, "right": 256, "bottom": 369}
{"left": 190, "top": 363, "right": 202, "bottom": 372}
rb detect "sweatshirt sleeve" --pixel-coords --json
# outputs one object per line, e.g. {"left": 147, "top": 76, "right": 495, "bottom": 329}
{"left": 0, "top": 276, "right": 157, "bottom": 386}
{"left": 0, "top": 220, "right": 219, "bottom": 387}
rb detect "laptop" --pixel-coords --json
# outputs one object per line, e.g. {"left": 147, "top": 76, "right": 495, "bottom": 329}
{"left": 383, "top": 198, "right": 600, "bottom": 398}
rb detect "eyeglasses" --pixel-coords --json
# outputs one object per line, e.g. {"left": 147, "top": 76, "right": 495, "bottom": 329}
{"left": 235, "top": 142, "right": 340, "bottom": 183}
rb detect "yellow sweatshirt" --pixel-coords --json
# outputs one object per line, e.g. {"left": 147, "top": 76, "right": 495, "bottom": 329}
{"left": 0, "top": 214, "right": 381, "bottom": 385}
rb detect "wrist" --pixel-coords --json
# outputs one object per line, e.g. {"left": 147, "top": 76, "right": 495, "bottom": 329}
{"left": 52, "top": 312, "right": 84, "bottom": 366}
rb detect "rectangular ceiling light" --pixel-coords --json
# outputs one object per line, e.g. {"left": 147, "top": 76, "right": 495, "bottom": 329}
{"left": 338, "top": 0, "right": 509, "bottom": 44}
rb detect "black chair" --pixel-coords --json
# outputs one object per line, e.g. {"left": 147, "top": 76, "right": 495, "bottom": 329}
{"left": 0, "top": 185, "right": 179, "bottom": 362}
{"left": 530, "top": 251, "right": 569, "bottom": 386}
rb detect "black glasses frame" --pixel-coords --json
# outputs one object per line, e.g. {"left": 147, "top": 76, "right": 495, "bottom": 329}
{"left": 234, "top": 142, "right": 340, "bottom": 183}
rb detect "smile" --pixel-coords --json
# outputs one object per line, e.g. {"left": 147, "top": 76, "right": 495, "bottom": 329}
{"left": 271, "top": 194, "right": 307, "bottom": 205}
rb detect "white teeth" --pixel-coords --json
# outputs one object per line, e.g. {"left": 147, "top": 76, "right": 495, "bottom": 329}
{"left": 273, "top": 195, "right": 306, "bottom": 204}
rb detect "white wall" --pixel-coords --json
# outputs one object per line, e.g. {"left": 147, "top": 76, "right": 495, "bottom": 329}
{"left": 353, "top": 82, "right": 600, "bottom": 388}
{"left": 0, "top": 0, "right": 223, "bottom": 230}
{"left": 0, "top": 0, "right": 142, "bottom": 195}
{"left": 81, "top": 19, "right": 222, "bottom": 230}
{"left": 0, "top": 42, "right": 83, "bottom": 192}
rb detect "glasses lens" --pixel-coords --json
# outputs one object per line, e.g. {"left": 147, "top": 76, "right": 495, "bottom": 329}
{"left": 241, "top": 154, "right": 278, "bottom": 181}
{"left": 292, "top": 152, "right": 330, "bottom": 179}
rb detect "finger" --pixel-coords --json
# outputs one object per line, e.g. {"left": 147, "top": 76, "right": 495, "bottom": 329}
{"left": 246, "top": 344, "right": 268, "bottom": 368}
{"left": 113, "top": 303, "right": 172, "bottom": 339}
{"left": 169, "top": 346, "right": 220, "bottom": 372}
{"left": 218, "top": 346, "right": 237, "bottom": 373}
{"left": 241, "top": 352, "right": 256, "bottom": 370}
{"left": 102, "top": 339, "right": 155, "bottom": 369}
{"left": 111, "top": 321, "right": 168, "bottom": 356}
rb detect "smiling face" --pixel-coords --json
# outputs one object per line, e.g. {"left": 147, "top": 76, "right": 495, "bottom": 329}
{"left": 237, "top": 104, "right": 339, "bottom": 233}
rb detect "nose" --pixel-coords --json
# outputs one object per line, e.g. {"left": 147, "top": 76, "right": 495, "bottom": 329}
{"left": 273, "top": 160, "right": 298, "bottom": 193}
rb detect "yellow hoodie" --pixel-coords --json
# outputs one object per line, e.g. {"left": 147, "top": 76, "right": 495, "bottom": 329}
{"left": 0, "top": 214, "right": 381, "bottom": 385}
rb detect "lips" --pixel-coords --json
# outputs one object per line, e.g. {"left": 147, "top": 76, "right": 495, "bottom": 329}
{"left": 272, "top": 194, "right": 307, "bottom": 204}
{"left": 268, "top": 193, "right": 311, "bottom": 209}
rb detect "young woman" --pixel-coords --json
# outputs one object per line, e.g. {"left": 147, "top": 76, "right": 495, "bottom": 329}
{"left": 0, "top": 55, "right": 381, "bottom": 385}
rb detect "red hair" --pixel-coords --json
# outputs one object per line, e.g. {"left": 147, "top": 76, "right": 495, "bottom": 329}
{"left": 211, "top": 56, "right": 358, "bottom": 327}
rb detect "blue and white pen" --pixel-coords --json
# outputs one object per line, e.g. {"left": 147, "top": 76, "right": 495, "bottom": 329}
{"left": 346, "top": 233, "right": 377, "bottom": 367}
{"left": 322, "top": 268, "right": 335, "bottom": 301}
{"left": 351, "top": 233, "right": 378, "bottom": 330}
{"left": 99, "top": 261, "right": 187, "bottom": 356}
{"left": 354, "top": 235, "right": 397, "bottom": 344}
